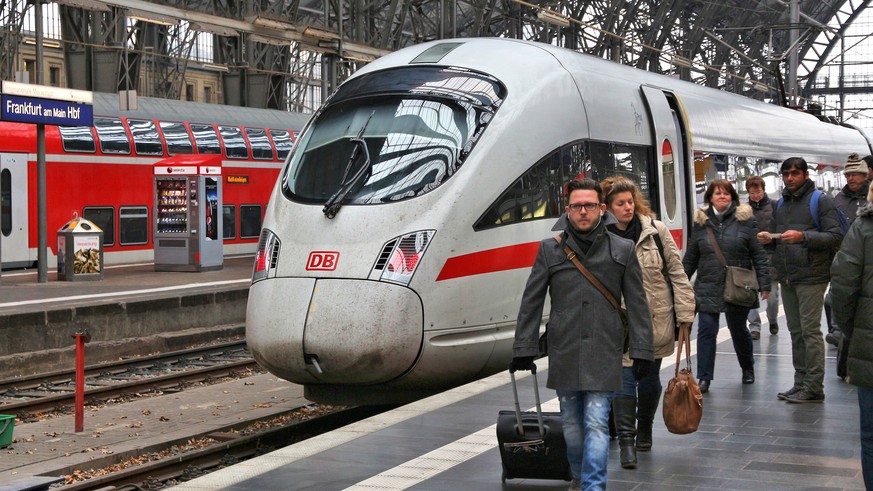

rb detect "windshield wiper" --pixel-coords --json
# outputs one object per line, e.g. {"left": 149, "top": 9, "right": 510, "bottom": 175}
{"left": 323, "top": 111, "right": 375, "bottom": 219}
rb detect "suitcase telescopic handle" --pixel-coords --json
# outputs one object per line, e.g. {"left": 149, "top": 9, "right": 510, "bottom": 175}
{"left": 509, "top": 362, "right": 545, "bottom": 437}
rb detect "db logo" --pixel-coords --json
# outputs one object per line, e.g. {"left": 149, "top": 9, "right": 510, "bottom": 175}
{"left": 306, "top": 251, "right": 339, "bottom": 271}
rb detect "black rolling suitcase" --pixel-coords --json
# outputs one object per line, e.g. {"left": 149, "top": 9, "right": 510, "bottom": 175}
{"left": 496, "top": 364, "right": 572, "bottom": 483}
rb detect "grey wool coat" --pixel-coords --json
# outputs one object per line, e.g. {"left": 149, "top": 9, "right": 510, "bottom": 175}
{"left": 513, "top": 215, "right": 654, "bottom": 392}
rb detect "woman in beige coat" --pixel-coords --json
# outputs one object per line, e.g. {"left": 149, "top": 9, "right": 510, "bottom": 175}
{"left": 601, "top": 177, "right": 697, "bottom": 469}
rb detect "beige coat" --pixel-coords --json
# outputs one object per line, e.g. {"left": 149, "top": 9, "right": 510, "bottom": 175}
{"left": 623, "top": 216, "right": 696, "bottom": 365}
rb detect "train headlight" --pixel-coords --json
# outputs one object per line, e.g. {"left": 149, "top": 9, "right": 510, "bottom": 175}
{"left": 252, "top": 228, "right": 281, "bottom": 283}
{"left": 376, "top": 230, "right": 435, "bottom": 285}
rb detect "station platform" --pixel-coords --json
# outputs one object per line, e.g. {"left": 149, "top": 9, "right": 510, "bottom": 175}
{"left": 0, "top": 256, "right": 254, "bottom": 377}
{"left": 0, "top": 255, "right": 253, "bottom": 314}
{"left": 173, "top": 322, "right": 866, "bottom": 491}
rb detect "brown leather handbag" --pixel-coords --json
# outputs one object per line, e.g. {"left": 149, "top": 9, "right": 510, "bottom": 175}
{"left": 662, "top": 322, "right": 703, "bottom": 434}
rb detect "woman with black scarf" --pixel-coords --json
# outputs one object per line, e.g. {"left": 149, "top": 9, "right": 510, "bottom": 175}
{"left": 600, "top": 177, "right": 696, "bottom": 469}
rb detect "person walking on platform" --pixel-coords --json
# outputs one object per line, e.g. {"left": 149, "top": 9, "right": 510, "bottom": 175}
{"left": 758, "top": 157, "right": 844, "bottom": 404}
{"left": 683, "top": 179, "right": 770, "bottom": 394}
{"left": 825, "top": 153, "right": 869, "bottom": 348}
{"left": 600, "top": 177, "right": 695, "bottom": 469}
{"left": 511, "top": 178, "right": 654, "bottom": 491}
{"left": 829, "top": 185, "right": 873, "bottom": 490}
{"left": 745, "top": 176, "right": 779, "bottom": 340}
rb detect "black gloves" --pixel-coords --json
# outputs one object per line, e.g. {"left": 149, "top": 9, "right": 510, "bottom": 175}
{"left": 509, "top": 356, "right": 535, "bottom": 372}
{"left": 632, "top": 358, "right": 653, "bottom": 380}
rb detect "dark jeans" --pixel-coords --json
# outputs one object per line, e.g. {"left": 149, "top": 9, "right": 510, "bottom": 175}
{"left": 617, "top": 359, "right": 665, "bottom": 399}
{"left": 860, "top": 387, "right": 873, "bottom": 490}
{"left": 696, "top": 310, "right": 754, "bottom": 381}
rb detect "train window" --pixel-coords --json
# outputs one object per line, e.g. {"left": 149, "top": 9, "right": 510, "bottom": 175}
{"left": 94, "top": 117, "right": 131, "bottom": 154}
{"left": 246, "top": 128, "right": 274, "bottom": 160}
{"left": 281, "top": 66, "right": 505, "bottom": 206}
{"left": 191, "top": 124, "right": 222, "bottom": 154}
{"left": 270, "top": 130, "right": 293, "bottom": 160}
{"left": 1, "top": 169, "right": 9, "bottom": 236}
{"left": 59, "top": 126, "right": 96, "bottom": 153}
{"left": 219, "top": 126, "right": 249, "bottom": 159}
{"left": 239, "top": 205, "right": 262, "bottom": 238}
{"left": 473, "top": 142, "right": 587, "bottom": 231}
{"left": 223, "top": 205, "right": 236, "bottom": 240}
{"left": 83, "top": 207, "right": 115, "bottom": 247}
{"left": 119, "top": 206, "right": 148, "bottom": 245}
{"left": 587, "top": 141, "right": 655, "bottom": 209}
{"left": 159, "top": 122, "right": 194, "bottom": 155}
{"left": 128, "top": 119, "right": 164, "bottom": 156}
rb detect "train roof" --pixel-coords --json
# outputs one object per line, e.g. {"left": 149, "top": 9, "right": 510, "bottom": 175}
{"left": 353, "top": 38, "right": 872, "bottom": 165}
{"left": 91, "top": 92, "right": 312, "bottom": 130}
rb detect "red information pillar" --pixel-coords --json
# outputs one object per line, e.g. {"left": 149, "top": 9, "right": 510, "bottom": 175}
{"left": 72, "top": 330, "right": 90, "bottom": 432}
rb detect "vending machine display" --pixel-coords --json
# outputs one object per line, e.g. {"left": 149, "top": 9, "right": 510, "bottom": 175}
{"left": 153, "top": 155, "right": 223, "bottom": 272}
{"left": 156, "top": 178, "right": 189, "bottom": 234}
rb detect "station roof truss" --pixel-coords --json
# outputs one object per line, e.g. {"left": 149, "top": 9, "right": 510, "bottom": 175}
{"left": 0, "top": 0, "right": 870, "bottom": 125}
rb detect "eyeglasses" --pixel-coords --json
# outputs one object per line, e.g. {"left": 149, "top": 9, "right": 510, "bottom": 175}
{"left": 568, "top": 202, "right": 600, "bottom": 213}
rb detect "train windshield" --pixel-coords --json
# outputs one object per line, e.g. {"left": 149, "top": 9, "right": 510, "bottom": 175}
{"left": 282, "top": 66, "right": 505, "bottom": 205}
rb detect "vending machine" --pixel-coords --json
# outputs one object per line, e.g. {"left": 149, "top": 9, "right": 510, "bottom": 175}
{"left": 153, "top": 155, "right": 223, "bottom": 271}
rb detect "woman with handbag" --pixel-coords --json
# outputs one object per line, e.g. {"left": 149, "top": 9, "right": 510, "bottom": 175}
{"left": 601, "top": 177, "right": 697, "bottom": 468}
{"left": 683, "top": 179, "right": 770, "bottom": 393}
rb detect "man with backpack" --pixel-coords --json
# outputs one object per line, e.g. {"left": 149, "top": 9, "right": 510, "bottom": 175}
{"left": 825, "top": 154, "right": 870, "bottom": 351}
{"left": 757, "top": 157, "right": 845, "bottom": 403}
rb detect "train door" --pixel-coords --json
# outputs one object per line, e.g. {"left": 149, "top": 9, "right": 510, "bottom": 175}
{"left": 0, "top": 153, "right": 30, "bottom": 268}
{"left": 639, "top": 86, "right": 692, "bottom": 250}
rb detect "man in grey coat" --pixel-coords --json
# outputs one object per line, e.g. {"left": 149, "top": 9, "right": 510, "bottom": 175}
{"left": 512, "top": 178, "right": 654, "bottom": 491}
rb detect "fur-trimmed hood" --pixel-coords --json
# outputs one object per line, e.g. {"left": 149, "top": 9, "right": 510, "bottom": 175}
{"left": 693, "top": 203, "right": 754, "bottom": 226}
{"left": 859, "top": 203, "right": 873, "bottom": 219}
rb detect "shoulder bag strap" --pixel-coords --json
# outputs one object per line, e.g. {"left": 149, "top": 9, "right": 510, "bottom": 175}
{"left": 651, "top": 218, "right": 671, "bottom": 284}
{"left": 554, "top": 235, "right": 622, "bottom": 313}
{"left": 705, "top": 226, "right": 727, "bottom": 269}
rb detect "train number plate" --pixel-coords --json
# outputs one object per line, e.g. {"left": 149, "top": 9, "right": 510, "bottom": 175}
{"left": 306, "top": 251, "right": 339, "bottom": 271}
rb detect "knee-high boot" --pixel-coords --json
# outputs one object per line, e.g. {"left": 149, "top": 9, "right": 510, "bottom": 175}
{"left": 636, "top": 387, "right": 661, "bottom": 451}
{"left": 612, "top": 396, "right": 637, "bottom": 469}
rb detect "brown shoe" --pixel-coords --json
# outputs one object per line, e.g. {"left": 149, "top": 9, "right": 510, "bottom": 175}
{"left": 750, "top": 331, "right": 760, "bottom": 340}
{"left": 786, "top": 390, "right": 824, "bottom": 404}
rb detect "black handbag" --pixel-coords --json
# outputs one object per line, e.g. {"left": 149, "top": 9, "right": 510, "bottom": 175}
{"left": 705, "top": 227, "right": 758, "bottom": 308}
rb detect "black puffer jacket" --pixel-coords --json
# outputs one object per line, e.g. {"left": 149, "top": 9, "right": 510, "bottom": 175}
{"left": 831, "top": 203, "right": 873, "bottom": 389}
{"left": 769, "top": 179, "right": 844, "bottom": 285}
{"left": 683, "top": 203, "right": 771, "bottom": 313}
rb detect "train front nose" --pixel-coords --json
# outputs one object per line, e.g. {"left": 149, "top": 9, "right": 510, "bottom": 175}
{"left": 246, "top": 278, "right": 423, "bottom": 384}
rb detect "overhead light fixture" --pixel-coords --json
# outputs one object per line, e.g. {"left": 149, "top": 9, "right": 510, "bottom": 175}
{"left": 248, "top": 16, "right": 296, "bottom": 31}
{"left": 190, "top": 22, "right": 238, "bottom": 37}
{"left": 303, "top": 25, "right": 340, "bottom": 40}
{"left": 202, "top": 63, "right": 230, "bottom": 72}
{"left": 537, "top": 10, "right": 571, "bottom": 28}
{"left": 343, "top": 53, "right": 375, "bottom": 63}
{"left": 248, "top": 33, "right": 290, "bottom": 46}
{"left": 753, "top": 81, "right": 770, "bottom": 92}
{"left": 128, "top": 10, "right": 177, "bottom": 27}
{"left": 670, "top": 55, "right": 692, "bottom": 68}
{"left": 53, "top": 0, "right": 111, "bottom": 12}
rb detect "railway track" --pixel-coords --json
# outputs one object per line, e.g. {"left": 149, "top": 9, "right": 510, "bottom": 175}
{"left": 0, "top": 340, "right": 259, "bottom": 416}
{"left": 54, "top": 404, "right": 394, "bottom": 490}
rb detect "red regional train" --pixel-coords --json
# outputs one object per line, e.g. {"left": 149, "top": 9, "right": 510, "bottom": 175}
{"left": 0, "top": 92, "right": 311, "bottom": 269}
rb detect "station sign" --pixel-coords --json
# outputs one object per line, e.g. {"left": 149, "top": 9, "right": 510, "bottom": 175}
{"left": 0, "top": 81, "right": 94, "bottom": 126}
{"left": 1, "top": 94, "right": 94, "bottom": 126}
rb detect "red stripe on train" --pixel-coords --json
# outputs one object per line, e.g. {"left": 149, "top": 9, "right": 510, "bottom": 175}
{"left": 435, "top": 242, "right": 540, "bottom": 281}
{"left": 436, "top": 228, "right": 684, "bottom": 282}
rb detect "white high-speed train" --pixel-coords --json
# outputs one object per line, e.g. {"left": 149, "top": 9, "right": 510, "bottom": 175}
{"left": 246, "top": 38, "right": 872, "bottom": 405}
